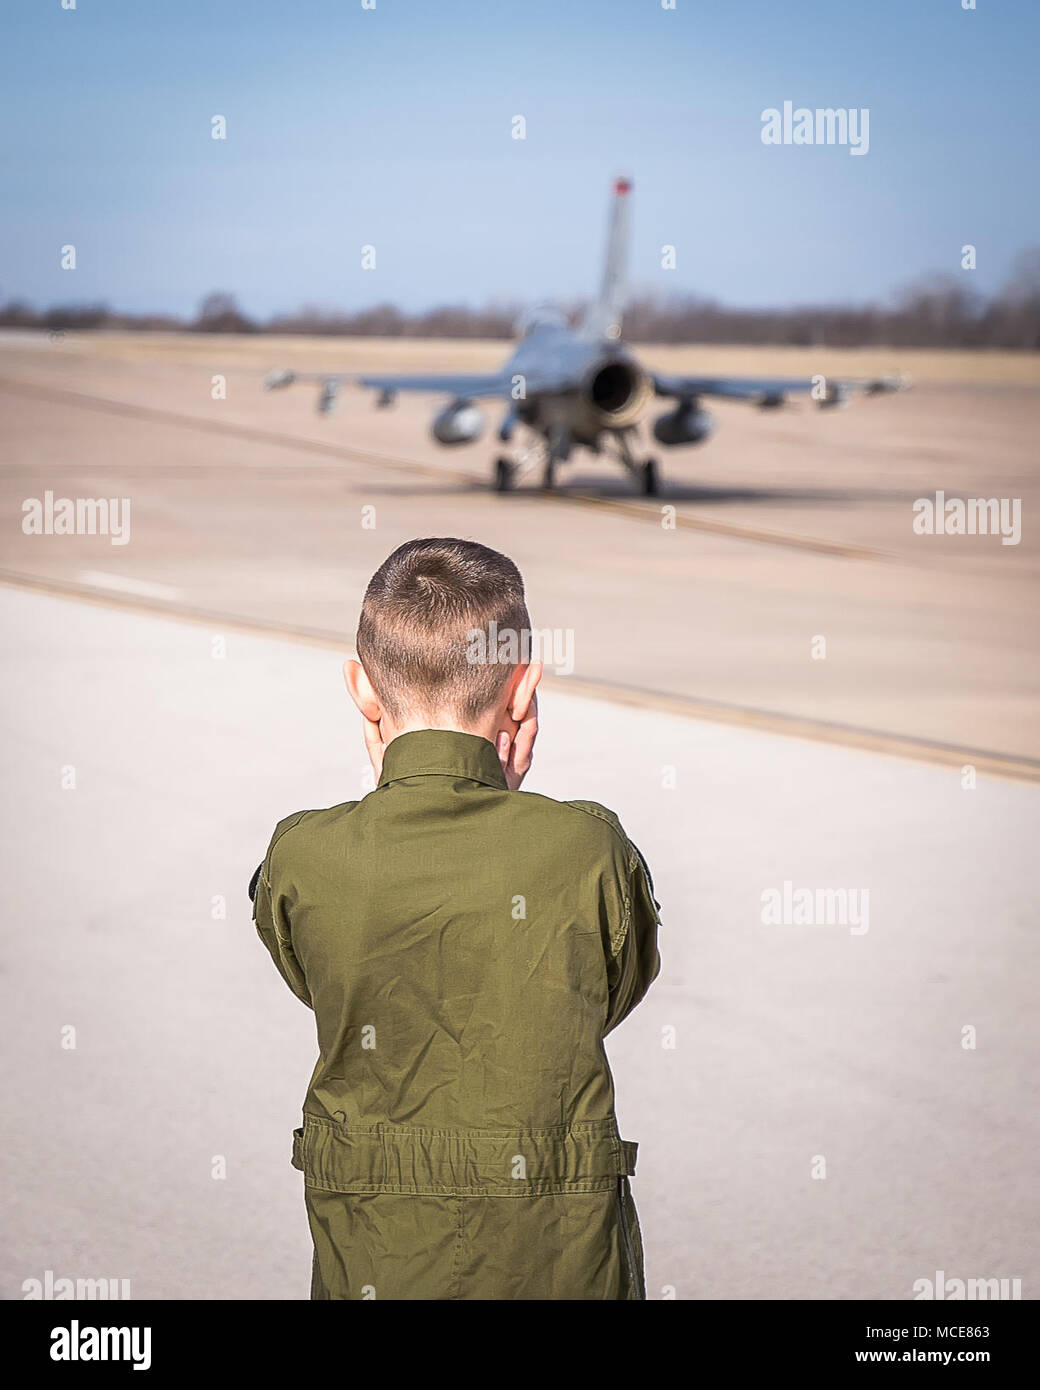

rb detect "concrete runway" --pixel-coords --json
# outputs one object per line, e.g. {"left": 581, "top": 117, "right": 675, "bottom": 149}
{"left": 0, "top": 332, "right": 1038, "bottom": 764}
{"left": 2, "top": 586, "right": 1036, "bottom": 1300}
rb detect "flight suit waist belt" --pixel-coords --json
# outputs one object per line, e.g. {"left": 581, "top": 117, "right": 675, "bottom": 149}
{"left": 291, "top": 1113, "right": 638, "bottom": 1195}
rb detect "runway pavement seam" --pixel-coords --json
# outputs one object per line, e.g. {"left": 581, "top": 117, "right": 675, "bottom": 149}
{"left": 0, "top": 376, "right": 883, "bottom": 559}
{"left": 3, "top": 567, "right": 1036, "bottom": 785}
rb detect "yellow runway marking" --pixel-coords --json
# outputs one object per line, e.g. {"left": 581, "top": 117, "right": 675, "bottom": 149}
{"left": 2, "top": 566, "right": 1036, "bottom": 785}
{"left": 0, "top": 377, "right": 882, "bottom": 559}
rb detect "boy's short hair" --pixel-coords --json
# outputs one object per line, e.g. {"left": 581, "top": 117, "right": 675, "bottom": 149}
{"left": 357, "top": 537, "right": 531, "bottom": 721}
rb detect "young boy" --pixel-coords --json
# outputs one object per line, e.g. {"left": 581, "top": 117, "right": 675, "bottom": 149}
{"left": 250, "top": 537, "right": 661, "bottom": 1300}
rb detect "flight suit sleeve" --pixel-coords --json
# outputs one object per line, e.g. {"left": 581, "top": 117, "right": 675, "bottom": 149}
{"left": 604, "top": 840, "right": 662, "bottom": 1035}
{"left": 250, "top": 812, "right": 313, "bottom": 1009}
{"left": 568, "top": 800, "right": 663, "bottom": 1035}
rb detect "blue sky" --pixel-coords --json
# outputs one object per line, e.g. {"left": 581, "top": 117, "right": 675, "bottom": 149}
{"left": 3, "top": 0, "right": 1037, "bottom": 317}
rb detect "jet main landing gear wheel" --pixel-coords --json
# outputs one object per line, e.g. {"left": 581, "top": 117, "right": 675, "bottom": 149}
{"left": 641, "top": 456, "right": 659, "bottom": 496}
{"left": 494, "top": 457, "right": 516, "bottom": 492}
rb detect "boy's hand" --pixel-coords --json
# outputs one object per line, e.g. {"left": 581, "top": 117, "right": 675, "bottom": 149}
{"left": 497, "top": 691, "right": 538, "bottom": 791}
{"left": 362, "top": 715, "right": 386, "bottom": 782}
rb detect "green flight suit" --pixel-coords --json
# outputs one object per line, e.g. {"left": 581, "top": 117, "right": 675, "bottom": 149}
{"left": 251, "top": 728, "right": 662, "bottom": 1301}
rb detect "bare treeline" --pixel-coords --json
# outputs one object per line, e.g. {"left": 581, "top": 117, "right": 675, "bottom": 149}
{"left": 624, "top": 259, "right": 1040, "bottom": 350}
{"left": 4, "top": 251, "right": 1039, "bottom": 348}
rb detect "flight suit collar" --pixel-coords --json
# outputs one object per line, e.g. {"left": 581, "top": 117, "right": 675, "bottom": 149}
{"left": 378, "top": 729, "right": 508, "bottom": 791}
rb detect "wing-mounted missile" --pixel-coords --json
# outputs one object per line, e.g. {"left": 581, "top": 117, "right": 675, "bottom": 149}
{"left": 818, "top": 381, "right": 851, "bottom": 409}
{"left": 865, "top": 372, "right": 913, "bottom": 395}
{"left": 432, "top": 399, "right": 485, "bottom": 446}
{"left": 819, "top": 372, "right": 912, "bottom": 407}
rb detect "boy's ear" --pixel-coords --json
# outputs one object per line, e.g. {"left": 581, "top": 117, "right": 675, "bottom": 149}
{"left": 507, "top": 660, "right": 542, "bottom": 723}
{"left": 343, "top": 658, "right": 384, "bottom": 722}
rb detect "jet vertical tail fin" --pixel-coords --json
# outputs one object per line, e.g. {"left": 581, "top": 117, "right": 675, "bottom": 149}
{"left": 581, "top": 176, "right": 632, "bottom": 341}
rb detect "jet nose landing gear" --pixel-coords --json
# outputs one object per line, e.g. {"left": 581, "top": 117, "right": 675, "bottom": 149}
{"left": 617, "top": 428, "right": 660, "bottom": 496}
{"left": 492, "top": 430, "right": 661, "bottom": 496}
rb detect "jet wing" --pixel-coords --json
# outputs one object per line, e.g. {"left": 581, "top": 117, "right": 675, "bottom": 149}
{"left": 652, "top": 372, "right": 911, "bottom": 405}
{"left": 357, "top": 364, "right": 574, "bottom": 398}
{"left": 264, "top": 363, "right": 579, "bottom": 416}
{"left": 265, "top": 368, "right": 514, "bottom": 399}
{"left": 357, "top": 371, "right": 514, "bottom": 399}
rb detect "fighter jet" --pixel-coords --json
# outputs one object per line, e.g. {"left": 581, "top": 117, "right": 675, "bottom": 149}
{"left": 265, "top": 178, "right": 909, "bottom": 495}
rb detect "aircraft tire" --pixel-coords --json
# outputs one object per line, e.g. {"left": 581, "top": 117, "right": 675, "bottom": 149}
{"left": 494, "top": 457, "right": 516, "bottom": 492}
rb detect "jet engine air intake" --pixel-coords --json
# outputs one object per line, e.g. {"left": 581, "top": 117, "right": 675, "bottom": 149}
{"left": 584, "top": 358, "right": 650, "bottom": 427}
